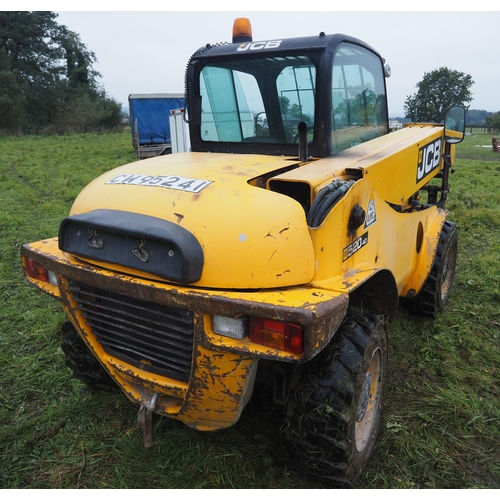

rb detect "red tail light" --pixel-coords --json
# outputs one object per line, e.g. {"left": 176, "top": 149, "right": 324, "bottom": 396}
{"left": 24, "top": 257, "right": 50, "bottom": 282}
{"left": 249, "top": 318, "right": 303, "bottom": 354}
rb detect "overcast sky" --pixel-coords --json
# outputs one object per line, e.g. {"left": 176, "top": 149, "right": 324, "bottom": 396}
{"left": 49, "top": 7, "right": 500, "bottom": 117}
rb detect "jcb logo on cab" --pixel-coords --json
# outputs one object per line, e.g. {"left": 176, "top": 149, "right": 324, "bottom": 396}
{"left": 417, "top": 138, "right": 442, "bottom": 182}
{"left": 237, "top": 40, "right": 282, "bottom": 52}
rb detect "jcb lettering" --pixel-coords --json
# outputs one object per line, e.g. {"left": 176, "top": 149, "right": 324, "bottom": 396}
{"left": 237, "top": 40, "right": 282, "bottom": 52}
{"left": 417, "top": 138, "right": 442, "bottom": 182}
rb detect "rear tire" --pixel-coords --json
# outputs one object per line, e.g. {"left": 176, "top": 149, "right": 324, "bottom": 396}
{"left": 410, "top": 220, "right": 458, "bottom": 317}
{"left": 60, "top": 320, "right": 117, "bottom": 392}
{"left": 285, "top": 310, "right": 388, "bottom": 484}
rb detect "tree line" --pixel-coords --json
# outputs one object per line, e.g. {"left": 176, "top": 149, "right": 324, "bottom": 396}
{"left": 1, "top": 15, "right": 498, "bottom": 135}
{"left": 393, "top": 109, "right": 499, "bottom": 127}
{"left": 0, "top": 11, "right": 122, "bottom": 133}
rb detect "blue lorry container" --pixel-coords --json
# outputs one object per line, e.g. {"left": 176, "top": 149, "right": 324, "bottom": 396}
{"left": 129, "top": 93, "right": 184, "bottom": 158}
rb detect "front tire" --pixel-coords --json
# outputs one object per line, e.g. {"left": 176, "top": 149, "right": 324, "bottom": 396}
{"left": 411, "top": 220, "right": 458, "bottom": 317}
{"left": 285, "top": 310, "right": 388, "bottom": 484}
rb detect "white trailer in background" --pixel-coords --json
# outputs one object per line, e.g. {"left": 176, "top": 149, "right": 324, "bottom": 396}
{"left": 169, "top": 109, "right": 191, "bottom": 154}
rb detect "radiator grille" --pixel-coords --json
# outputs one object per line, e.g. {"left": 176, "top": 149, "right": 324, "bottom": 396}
{"left": 69, "top": 281, "right": 194, "bottom": 382}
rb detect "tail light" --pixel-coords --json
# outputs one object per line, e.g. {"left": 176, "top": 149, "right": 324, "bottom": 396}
{"left": 249, "top": 318, "right": 303, "bottom": 354}
{"left": 24, "top": 257, "right": 57, "bottom": 285}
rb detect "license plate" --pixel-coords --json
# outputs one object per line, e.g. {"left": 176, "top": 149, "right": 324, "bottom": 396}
{"left": 106, "top": 174, "right": 212, "bottom": 193}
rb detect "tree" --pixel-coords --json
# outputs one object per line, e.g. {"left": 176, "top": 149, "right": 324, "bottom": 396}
{"left": 0, "top": 47, "right": 23, "bottom": 128}
{"left": 0, "top": 12, "right": 58, "bottom": 126}
{"left": 485, "top": 111, "right": 500, "bottom": 129}
{"left": 56, "top": 88, "right": 122, "bottom": 132}
{"left": 404, "top": 67, "right": 474, "bottom": 123}
{"left": 0, "top": 11, "right": 122, "bottom": 131}
{"left": 466, "top": 109, "right": 492, "bottom": 125}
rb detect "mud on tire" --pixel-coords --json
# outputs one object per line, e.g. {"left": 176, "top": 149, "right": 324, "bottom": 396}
{"left": 409, "top": 220, "right": 458, "bottom": 317}
{"left": 60, "top": 320, "right": 117, "bottom": 392}
{"left": 285, "top": 310, "right": 388, "bottom": 485}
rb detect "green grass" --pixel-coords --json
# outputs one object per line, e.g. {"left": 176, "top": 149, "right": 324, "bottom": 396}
{"left": 1, "top": 132, "right": 499, "bottom": 488}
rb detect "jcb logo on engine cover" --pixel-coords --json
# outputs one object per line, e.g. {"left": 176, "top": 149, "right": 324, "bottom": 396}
{"left": 417, "top": 138, "right": 442, "bottom": 183}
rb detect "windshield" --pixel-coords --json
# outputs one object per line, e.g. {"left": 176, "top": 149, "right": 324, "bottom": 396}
{"left": 199, "top": 55, "right": 316, "bottom": 144}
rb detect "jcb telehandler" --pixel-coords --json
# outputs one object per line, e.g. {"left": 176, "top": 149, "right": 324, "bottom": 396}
{"left": 21, "top": 18, "right": 465, "bottom": 483}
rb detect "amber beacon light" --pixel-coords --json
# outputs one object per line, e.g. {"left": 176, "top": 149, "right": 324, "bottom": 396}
{"left": 232, "top": 17, "right": 252, "bottom": 43}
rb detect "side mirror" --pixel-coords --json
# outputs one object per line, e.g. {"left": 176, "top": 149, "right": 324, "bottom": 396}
{"left": 444, "top": 106, "right": 466, "bottom": 144}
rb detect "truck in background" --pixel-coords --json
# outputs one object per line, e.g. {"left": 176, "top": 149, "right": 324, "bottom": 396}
{"left": 129, "top": 93, "right": 185, "bottom": 158}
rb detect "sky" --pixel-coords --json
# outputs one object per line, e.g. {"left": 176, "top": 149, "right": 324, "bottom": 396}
{"left": 34, "top": 6, "right": 500, "bottom": 117}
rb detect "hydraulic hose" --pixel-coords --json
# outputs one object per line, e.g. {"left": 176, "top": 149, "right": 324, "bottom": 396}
{"left": 307, "top": 179, "right": 355, "bottom": 228}
{"left": 306, "top": 184, "right": 333, "bottom": 226}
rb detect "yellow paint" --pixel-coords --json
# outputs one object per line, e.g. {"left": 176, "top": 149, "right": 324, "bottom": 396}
{"left": 20, "top": 122, "right": 456, "bottom": 431}
{"left": 21, "top": 237, "right": 348, "bottom": 430}
{"left": 69, "top": 153, "right": 315, "bottom": 289}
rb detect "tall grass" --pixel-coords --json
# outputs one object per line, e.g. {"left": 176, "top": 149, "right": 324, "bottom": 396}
{"left": 0, "top": 132, "right": 499, "bottom": 488}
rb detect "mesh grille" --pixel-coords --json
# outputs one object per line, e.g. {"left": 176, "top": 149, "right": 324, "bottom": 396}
{"left": 69, "top": 281, "right": 194, "bottom": 382}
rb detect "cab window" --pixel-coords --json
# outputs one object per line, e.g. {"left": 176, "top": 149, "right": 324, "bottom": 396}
{"left": 331, "top": 43, "right": 388, "bottom": 154}
{"left": 199, "top": 55, "right": 316, "bottom": 144}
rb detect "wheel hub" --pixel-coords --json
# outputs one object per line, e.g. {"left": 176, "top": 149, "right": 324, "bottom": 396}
{"left": 357, "top": 372, "right": 372, "bottom": 422}
{"left": 355, "top": 347, "right": 383, "bottom": 453}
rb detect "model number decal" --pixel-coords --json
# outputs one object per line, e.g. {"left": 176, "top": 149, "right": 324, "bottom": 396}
{"left": 106, "top": 174, "right": 212, "bottom": 193}
{"left": 342, "top": 232, "right": 369, "bottom": 262}
{"left": 417, "top": 138, "right": 442, "bottom": 183}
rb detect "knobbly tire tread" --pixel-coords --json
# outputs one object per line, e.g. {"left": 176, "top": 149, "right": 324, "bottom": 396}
{"left": 406, "top": 220, "right": 458, "bottom": 317}
{"left": 285, "top": 310, "right": 387, "bottom": 486}
{"left": 60, "top": 320, "right": 117, "bottom": 392}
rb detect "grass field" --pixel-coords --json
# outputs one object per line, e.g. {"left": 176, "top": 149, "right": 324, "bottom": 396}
{"left": 0, "top": 131, "right": 499, "bottom": 488}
